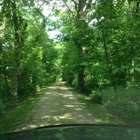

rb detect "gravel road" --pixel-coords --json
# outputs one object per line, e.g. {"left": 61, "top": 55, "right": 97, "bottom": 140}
{"left": 14, "top": 81, "right": 95, "bottom": 132}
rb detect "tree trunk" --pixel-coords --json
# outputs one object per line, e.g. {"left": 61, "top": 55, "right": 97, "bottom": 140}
{"left": 73, "top": 0, "right": 93, "bottom": 91}
{"left": 11, "top": 0, "right": 21, "bottom": 96}
{"left": 78, "top": 66, "right": 85, "bottom": 91}
{"left": 103, "top": 39, "right": 119, "bottom": 99}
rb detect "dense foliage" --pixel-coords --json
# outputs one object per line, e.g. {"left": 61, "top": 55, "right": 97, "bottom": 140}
{"left": 0, "top": 0, "right": 140, "bottom": 122}
{"left": 58, "top": 0, "right": 140, "bottom": 121}
{"left": 0, "top": 0, "right": 61, "bottom": 113}
{"left": 60, "top": 0, "right": 140, "bottom": 94}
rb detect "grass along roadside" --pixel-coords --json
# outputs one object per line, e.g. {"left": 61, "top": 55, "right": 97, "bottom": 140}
{"left": 0, "top": 88, "right": 47, "bottom": 134}
{"left": 72, "top": 90, "right": 134, "bottom": 126}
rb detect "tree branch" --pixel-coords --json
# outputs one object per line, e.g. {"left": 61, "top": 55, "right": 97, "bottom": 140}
{"left": 63, "top": 1, "right": 75, "bottom": 17}
{"left": 35, "top": 5, "right": 54, "bottom": 28}
{"left": 85, "top": 0, "right": 93, "bottom": 11}
{"left": 71, "top": 0, "right": 78, "bottom": 11}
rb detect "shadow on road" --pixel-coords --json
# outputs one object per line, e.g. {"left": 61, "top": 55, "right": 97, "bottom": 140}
{"left": 13, "top": 82, "right": 95, "bottom": 132}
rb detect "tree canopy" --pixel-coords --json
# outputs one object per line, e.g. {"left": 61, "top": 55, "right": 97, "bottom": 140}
{"left": 0, "top": 0, "right": 140, "bottom": 113}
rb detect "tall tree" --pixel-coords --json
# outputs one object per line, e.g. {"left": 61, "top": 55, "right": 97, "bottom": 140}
{"left": 59, "top": 0, "right": 94, "bottom": 91}
{"left": 0, "top": 0, "right": 61, "bottom": 113}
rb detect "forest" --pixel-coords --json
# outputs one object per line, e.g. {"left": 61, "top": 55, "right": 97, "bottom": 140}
{"left": 0, "top": 0, "right": 140, "bottom": 122}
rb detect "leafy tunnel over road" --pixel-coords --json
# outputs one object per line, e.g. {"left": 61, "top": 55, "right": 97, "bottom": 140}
{"left": 12, "top": 81, "right": 95, "bottom": 132}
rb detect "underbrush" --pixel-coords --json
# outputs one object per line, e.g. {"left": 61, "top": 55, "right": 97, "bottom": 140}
{"left": 0, "top": 85, "right": 49, "bottom": 116}
{"left": 90, "top": 90, "right": 102, "bottom": 104}
{"left": 73, "top": 91, "right": 127, "bottom": 125}
{"left": 100, "top": 88, "right": 140, "bottom": 125}
{"left": 67, "top": 82, "right": 140, "bottom": 126}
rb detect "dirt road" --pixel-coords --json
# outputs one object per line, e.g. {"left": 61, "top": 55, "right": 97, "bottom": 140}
{"left": 14, "top": 82, "right": 95, "bottom": 132}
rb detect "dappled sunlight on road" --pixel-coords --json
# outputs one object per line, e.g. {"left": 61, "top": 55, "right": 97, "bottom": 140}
{"left": 47, "top": 87, "right": 57, "bottom": 89}
{"left": 64, "top": 105, "right": 74, "bottom": 107}
{"left": 60, "top": 87, "right": 69, "bottom": 90}
{"left": 12, "top": 82, "right": 95, "bottom": 132}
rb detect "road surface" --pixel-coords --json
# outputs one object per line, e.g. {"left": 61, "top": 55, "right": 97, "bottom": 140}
{"left": 13, "top": 81, "right": 95, "bottom": 132}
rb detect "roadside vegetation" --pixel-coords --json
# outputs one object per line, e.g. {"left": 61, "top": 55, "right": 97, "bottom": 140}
{"left": 60, "top": 0, "right": 140, "bottom": 127}
{"left": 0, "top": 88, "right": 47, "bottom": 134}
{"left": 71, "top": 86, "right": 140, "bottom": 127}
{"left": 0, "top": 1, "right": 62, "bottom": 116}
{"left": 100, "top": 88, "right": 140, "bottom": 125}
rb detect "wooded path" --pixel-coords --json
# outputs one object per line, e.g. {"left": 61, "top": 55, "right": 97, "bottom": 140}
{"left": 13, "top": 82, "right": 95, "bottom": 132}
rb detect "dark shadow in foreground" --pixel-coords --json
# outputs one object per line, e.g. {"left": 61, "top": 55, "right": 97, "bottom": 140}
{"left": 0, "top": 124, "right": 140, "bottom": 140}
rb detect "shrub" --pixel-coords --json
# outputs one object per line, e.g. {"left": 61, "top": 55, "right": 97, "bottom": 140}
{"left": 90, "top": 91, "right": 102, "bottom": 104}
{"left": 100, "top": 88, "right": 140, "bottom": 122}
{"left": 85, "top": 80, "right": 100, "bottom": 94}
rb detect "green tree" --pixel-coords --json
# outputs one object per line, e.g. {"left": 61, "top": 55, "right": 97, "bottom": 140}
{"left": 0, "top": 0, "right": 61, "bottom": 112}
{"left": 60, "top": 0, "right": 140, "bottom": 96}
{"left": 59, "top": 0, "right": 94, "bottom": 91}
